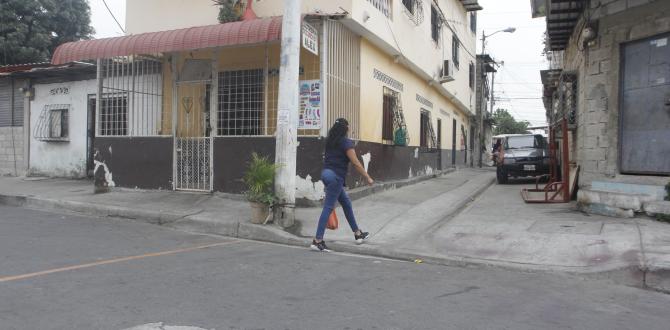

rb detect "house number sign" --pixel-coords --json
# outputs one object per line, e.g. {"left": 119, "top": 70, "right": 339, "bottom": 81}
{"left": 49, "top": 87, "right": 70, "bottom": 95}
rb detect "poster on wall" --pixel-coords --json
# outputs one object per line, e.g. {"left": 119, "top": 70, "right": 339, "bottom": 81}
{"left": 302, "top": 22, "right": 319, "bottom": 56}
{"left": 299, "top": 80, "right": 321, "bottom": 130}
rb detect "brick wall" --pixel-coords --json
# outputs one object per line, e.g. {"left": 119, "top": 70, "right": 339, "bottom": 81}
{"left": 561, "top": 0, "right": 670, "bottom": 186}
{"left": 0, "top": 126, "right": 24, "bottom": 176}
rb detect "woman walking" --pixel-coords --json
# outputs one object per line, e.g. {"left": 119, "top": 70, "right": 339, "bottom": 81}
{"left": 311, "top": 118, "right": 374, "bottom": 252}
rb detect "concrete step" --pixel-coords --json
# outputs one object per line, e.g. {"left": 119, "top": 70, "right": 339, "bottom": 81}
{"left": 591, "top": 181, "right": 666, "bottom": 201}
{"left": 577, "top": 188, "right": 650, "bottom": 212}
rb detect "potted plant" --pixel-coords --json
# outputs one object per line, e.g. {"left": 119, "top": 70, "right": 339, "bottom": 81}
{"left": 243, "top": 152, "right": 279, "bottom": 224}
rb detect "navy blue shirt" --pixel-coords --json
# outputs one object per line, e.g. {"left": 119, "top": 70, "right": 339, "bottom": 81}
{"left": 324, "top": 137, "right": 354, "bottom": 180}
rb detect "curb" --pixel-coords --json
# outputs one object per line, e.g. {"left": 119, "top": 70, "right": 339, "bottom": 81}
{"left": 296, "top": 168, "right": 457, "bottom": 207}
{"left": 0, "top": 193, "right": 190, "bottom": 225}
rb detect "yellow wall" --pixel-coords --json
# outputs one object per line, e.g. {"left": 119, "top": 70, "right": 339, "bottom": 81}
{"left": 359, "top": 39, "right": 470, "bottom": 150}
{"left": 160, "top": 44, "right": 321, "bottom": 136}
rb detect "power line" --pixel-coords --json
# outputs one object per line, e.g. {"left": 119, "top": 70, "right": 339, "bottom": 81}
{"left": 101, "top": 0, "right": 125, "bottom": 34}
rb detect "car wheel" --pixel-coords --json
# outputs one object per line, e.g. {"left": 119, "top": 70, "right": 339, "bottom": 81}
{"left": 496, "top": 167, "right": 508, "bottom": 184}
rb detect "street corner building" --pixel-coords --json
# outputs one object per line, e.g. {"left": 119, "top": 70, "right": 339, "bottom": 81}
{"left": 532, "top": 0, "right": 670, "bottom": 215}
{"left": 2, "top": 0, "right": 482, "bottom": 202}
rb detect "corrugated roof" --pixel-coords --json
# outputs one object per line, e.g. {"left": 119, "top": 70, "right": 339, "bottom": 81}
{"left": 545, "top": 0, "right": 585, "bottom": 51}
{"left": 51, "top": 16, "right": 283, "bottom": 65}
{"left": 0, "top": 62, "right": 52, "bottom": 74}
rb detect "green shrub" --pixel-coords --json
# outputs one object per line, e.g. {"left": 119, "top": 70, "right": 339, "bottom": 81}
{"left": 243, "top": 153, "right": 279, "bottom": 205}
{"left": 214, "top": 0, "right": 242, "bottom": 23}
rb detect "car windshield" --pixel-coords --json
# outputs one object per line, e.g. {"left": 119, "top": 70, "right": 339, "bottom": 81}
{"left": 506, "top": 136, "right": 538, "bottom": 149}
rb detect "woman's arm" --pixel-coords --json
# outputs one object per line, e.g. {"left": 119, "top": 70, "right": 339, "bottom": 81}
{"left": 346, "top": 148, "right": 374, "bottom": 185}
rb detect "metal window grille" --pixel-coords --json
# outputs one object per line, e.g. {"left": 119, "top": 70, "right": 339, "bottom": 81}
{"left": 34, "top": 104, "right": 70, "bottom": 142}
{"left": 470, "top": 12, "right": 477, "bottom": 34}
{"left": 452, "top": 36, "right": 460, "bottom": 69}
{"left": 100, "top": 96, "right": 128, "bottom": 136}
{"left": 555, "top": 73, "right": 577, "bottom": 129}
{"left": 469, "top": 62, "right": 475, "bottom": 89}
{"left": 217, "top": 69, "right": 265, "bottom": 136}
{"left": 367, "top": 0, "right": 392, "bottom": 19}
{"left": 99, "top": 57, "right": 165, "bottom": 137}
{"left": 420, "top": 110, "right": 437, "bottom": 150}
{"left": 431, "top": 5, "right": 441, "bottom": 42}
{"left": 402, "top": 0, "right": 424, "bottom": 26}
{"left": 382, "top": 87, "right": 397, "bottom": 141}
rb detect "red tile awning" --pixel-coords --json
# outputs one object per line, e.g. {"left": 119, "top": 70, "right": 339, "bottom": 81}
{"left": 51, "top": 16, "right": 283, "bottom": 65}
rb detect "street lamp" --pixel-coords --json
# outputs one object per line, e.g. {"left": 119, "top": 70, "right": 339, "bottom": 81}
{"left": 477, "top": 27, "right": 515, "bottom": 168}
{"left": 482, "top": 27, "right": 516, "bottom": 54}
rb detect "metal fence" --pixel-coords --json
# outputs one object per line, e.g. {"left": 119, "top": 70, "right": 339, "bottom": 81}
{"left": 324, "top": 20, "right": 361, "bottom": 140}
{"left": 99, "top": 57, "right": 165, "bottom": 137}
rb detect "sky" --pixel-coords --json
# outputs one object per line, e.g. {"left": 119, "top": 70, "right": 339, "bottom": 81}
{"left": 89, "top": 0, "right": 126, "bottom": 39}
{"left": 88, "top": 0, "right": 548, "bottom": 126}
{"left": 476, "top": 0, "right": 548, "bottom": 127}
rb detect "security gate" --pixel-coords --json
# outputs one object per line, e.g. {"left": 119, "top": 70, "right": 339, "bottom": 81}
{"left": 620, "top": 32, "right": 670, "bottom": 174}
{"left": 174, "top": 80, "right": 212, "bottom": 191}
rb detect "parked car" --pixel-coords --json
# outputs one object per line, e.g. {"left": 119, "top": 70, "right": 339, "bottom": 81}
{"left": 493, "top": 134, "right": 550, "bottom": 184}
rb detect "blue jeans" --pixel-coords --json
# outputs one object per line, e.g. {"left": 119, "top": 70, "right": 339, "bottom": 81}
{"left": 315, "top": 169, "right": 359, "bottom": 240}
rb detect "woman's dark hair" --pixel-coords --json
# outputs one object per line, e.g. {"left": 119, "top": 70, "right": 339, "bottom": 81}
{"left": 325, "top": 118, "right": 349, "bottom": 150}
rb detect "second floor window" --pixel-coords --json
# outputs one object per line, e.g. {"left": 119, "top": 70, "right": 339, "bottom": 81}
{"left": 402, "top": 0, "right": 415, "bottom": 15}
{"left": 469, "top": 62, "right": 475, "bottom": 89}
{"left": 470, "top": 12, "right": 477, "bottom": 34}
{"left": 452, "top": 36, "right": 460, "bottom": 69}
{"left": 431, "top": 6, "right": 440, "bottom": 43}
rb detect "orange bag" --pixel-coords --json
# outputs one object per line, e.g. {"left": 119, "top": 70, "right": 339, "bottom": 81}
{"left": 326, "top": 210, "right": 339, "bottom": 230}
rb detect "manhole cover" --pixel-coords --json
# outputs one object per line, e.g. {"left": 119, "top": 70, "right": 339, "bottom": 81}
{"left": 528, "top": 220, "right": 603, "bottom": 235}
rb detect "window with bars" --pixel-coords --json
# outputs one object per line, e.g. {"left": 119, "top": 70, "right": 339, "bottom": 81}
{"left": 452, "top": 36, "right": 460, "bottom": 69}
{"left": 49, "top": 109, "right": 68, "bottom": 139}
{"left": 469, "top": 62, "right": 475, "bottom": 89}
{"left": 382, "top": 87, "right": 397, "bottom": 141}
{"left": 34, "top": 104, "right": 69, "bottom": 142}
{"left": 420, "top": 110, "right": 430, "bottom": 148}
{"left": 431, "top": 5, "right": 440, "bottom": 43}
{"left": 99, "top": 96, "right": 128, "bottom": 136}
{"left": 367, "top": 0, "right": 392, "bottom": 19}
{"left": 218, "top": 69, "right": 265, "bottom": 136}
{"left": 470, "top": 12, "right": 477, "bottom": 34}
{"left": 437, "top": 118, "right": 442, "bottom": 148}
{"left": 402, "top": 0, "right": 415, "bottom": 15}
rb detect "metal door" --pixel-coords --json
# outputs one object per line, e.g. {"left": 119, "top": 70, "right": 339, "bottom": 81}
{"left": 621, "top": 33, "right": 670, "bottom": 174}
{"left": 175, "top": 81, "right": 212, "bottom": 191}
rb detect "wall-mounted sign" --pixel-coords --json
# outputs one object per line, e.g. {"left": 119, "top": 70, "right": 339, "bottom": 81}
{"left": 299, "top": 80, "right": 321, "bottom": 129}
{"left": 302, "top": 22, "right": 319, "bottom": 56}
{"left": 373, "top": 68, "right": 404, "bottom": 91}
{"left": 416, "top": 94, "right": 433, "bottom": 108}
{"left": 49, "top": 87, "right": 69, "bottom": 95}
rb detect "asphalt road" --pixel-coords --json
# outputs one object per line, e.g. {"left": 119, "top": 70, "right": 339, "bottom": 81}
{"left": 1, "top": 206, "right": 669, "bottom": 330}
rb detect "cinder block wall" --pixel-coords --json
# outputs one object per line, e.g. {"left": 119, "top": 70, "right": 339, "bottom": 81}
{"left": 562, "top": 0, "right": 670, "bottom": 187}
{"left": 0, "top": 126, "right": 24, "bottom": 176}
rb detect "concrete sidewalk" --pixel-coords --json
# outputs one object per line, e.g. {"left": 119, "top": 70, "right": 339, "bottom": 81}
{"left": 1, "top": 170, "right": 668, "bottom": 293}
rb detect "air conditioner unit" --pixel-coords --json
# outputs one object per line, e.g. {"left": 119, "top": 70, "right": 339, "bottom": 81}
{"left": 439, "top": 60, "right": 455, "bottom": 83}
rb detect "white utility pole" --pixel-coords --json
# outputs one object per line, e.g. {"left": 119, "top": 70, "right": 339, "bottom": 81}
{"left": 274, "top": 0, "right": 302, "bottom": 228}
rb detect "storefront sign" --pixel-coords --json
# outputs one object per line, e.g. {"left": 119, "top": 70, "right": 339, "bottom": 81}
{"left": 299, "top": 80, "right": 321, "bottom": 129}
{"left": 302, "top": 22, "right": 319, "bottom": 56}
